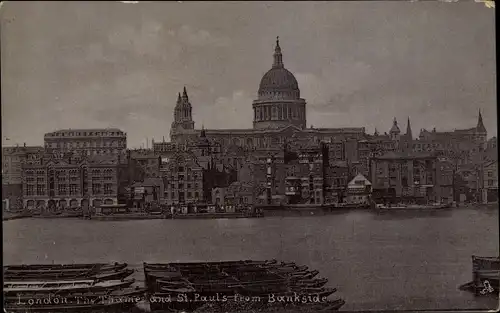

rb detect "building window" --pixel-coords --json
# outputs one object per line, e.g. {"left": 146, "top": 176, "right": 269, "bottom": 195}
{"left": 488, "top": 171, "right": 493, "bottom": 177}
{"left": 92, "top": 183, "right": 102, "bottom": 194}
{"left": 36, "top": 185, "right": 45, "bottom": 196}
{"left": 69, "top": 184, "right": 78, "bottom": 195}
{"left": 58, "top": 184, "right": 67, "bottom": 195}
{"left": 178, "top": 183, "right": 184, "bottom": 189}
{"left": 26, "top": 185, "right": 35, "bottom": 196}
{"left": 104, "top": 184, "right": 113, "bottom": 195}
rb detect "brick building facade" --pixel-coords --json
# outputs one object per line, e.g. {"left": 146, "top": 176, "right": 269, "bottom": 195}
{"left": 21, "top": 154, "right": 127, "bottom": 211}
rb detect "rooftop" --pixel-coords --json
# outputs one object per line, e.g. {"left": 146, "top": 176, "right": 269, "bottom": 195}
{"left": 373, "top": 151, "right": 436, "bottom": 160}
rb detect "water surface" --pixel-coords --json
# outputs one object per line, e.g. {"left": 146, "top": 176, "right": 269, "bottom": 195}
{"left": 4, "top": 206, "right": 499, "bottom": 311}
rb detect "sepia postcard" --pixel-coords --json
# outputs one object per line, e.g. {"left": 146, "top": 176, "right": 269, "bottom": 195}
{"left": 1, "top": 1, "right": 498, "bottom": 312}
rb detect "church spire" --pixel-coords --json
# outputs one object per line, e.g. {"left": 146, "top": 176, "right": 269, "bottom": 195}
{"left": 177, "top": 92, "right": 181, "bottom": 104}
{"left": 201, "top": 124, "right": 206, "bottom": 138}
{"left": 182, "top": 86, "right": 189, "bottom": 101}
{"left": 477, "top": 109, "right": 487, "bottom": 133}
{"left": 406, "top": 117, "right": 413, "bottom": 140}
{"left": 272, "top": 36, "right": 283, "bottom": 68}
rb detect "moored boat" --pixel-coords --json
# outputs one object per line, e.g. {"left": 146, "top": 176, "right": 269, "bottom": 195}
{"left": 292, "top": 277, "right": 329, "bottom": 288}
{"left": 4, "top": 268, "right": 134, "bottom": 282}
{"left": 458, "top": 255, "right": 500, "bottom": 296}
{"left": 4, "top": 278, "right": 135, "bottom": 295}
{"left": 260, "top": 264, "right": 308, "bottom": 272}
{"left": 3, "top": 262, "right": 128, "bottom": 277}
{"left": 144, "top": 259, "right": 277, "bottom": 270}
{"left": 375, "top": 203, "right": 451, "bottom": 210}
{"left": 473, "top": 255, "right": 500, "bottom": 271}
{"left": 280, "top": 269, "right": 320, "bottom": 279}
{"left": 4, "top": 262, "right": 127, "bottom": 271}
{"left": 159, "top": 286, "right": 197, "bottom": 295}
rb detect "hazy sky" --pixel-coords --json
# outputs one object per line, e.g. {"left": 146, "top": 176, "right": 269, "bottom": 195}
{"left": 1, "top": 1, "right": 496, "bottom": 148}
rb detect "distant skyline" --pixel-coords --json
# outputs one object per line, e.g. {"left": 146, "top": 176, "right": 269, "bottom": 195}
{"left": 1, "top": 1, "right": 496, "bottom": 148}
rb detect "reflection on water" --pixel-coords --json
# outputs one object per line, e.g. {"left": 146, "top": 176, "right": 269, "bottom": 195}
{"left": 3, "top": 206, "right": 499, "bottom": 311}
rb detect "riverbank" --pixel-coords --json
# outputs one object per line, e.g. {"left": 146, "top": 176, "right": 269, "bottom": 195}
{"left": 4, "top": 203, "right": 498, "bottom": 221}
{"left": 87, "top": 212, "right": 263, "bottom": 221}
{"left": 2, "top": 211, "right": 264, "bottom": 221}
{"left": 2, "top": 211, "right": 35, "bottom": 221}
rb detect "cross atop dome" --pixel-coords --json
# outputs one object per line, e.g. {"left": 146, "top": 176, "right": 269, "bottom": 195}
{"left": 273, "top": 36, "right": 283, "bottom": 68}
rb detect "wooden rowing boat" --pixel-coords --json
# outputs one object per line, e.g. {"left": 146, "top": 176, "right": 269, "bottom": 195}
{"left": 4, "top": 268, "right": 134, "bottom": 282}
{"left": 160, "top": 286, "right": 197, "bottom": 294}
{"left": 266, "top": 265, "right": 308, "bottom": 272}
{"left": 286, "top": 270, "right": 320, "bottom": 279}
{"left": 144, "top": 259, "right": 277, "bottom": 270}
{"left": 4, "top": 262, "right": 127, "bottom": 272}
{"left": 292, "top": 278, "right": 328, "bottom": 288}
{"left": 473, "top": 255, "right": 500, "bottom": 271}
{"left": 3, "top": 263, "right": 128, "bottom": 277}
{"left": 4, "top": 278, "right": 135, "bottom": 295}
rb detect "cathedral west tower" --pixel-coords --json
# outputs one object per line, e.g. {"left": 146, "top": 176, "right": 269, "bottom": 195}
{"left": 252, "top": 37, "right": 307, "bottom": 130}
{"left": 170, "top": 87, "right": 195, "bottom": 141}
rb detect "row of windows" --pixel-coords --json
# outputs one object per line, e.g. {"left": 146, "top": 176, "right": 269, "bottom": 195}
{"left": 165, "top": 191, "right": 200, "bottom": 199}
{"left": 254, "top": 104, "right": 305, "bottom": 122}
{"left": 47, "top": 131, "right": 124, "bottom": 137}
{"left": 48, "top": 148, "right": 123, "bottom": 156}
{"left": 168, "top": 183, "right": 201, "bottom": 190}
{"left": 25, "top": 184, "right": 82, "bottom": 196}
{"left": 56, "top": 184, "right": 82, "bottom": 195}
{"left": 46, "top": 141, "right": 125, "bottom": 148}
{"left": 91, "top": 184, "right": 114, "bottom": 195}
{"left": 26, "top": 169, "right": 115, "bottom": 177}
{"left": 91, "top": 176, "right": 114, "bottom": 181}
{"left": 91, "top": 169, "right": 114, "bottom": 175}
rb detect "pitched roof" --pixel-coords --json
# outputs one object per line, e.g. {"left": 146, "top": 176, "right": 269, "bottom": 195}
{"left": 348, "top": 173, "right": 372, "bottom": 187}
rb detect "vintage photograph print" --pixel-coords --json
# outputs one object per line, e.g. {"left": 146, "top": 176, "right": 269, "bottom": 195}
{"left": 1, "top": 1, "right": 498, "bottom": 312}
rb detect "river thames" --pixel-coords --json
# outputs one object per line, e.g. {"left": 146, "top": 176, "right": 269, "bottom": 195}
{"left": 3, "top": 206, "right": 499, "bottom": 311}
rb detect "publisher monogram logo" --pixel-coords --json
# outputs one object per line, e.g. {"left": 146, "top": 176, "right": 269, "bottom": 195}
{"left": 479, "top": 280, "right": 495, "bottom": 295}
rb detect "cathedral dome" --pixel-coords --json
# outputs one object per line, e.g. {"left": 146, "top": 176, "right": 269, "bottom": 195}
{"left": 258, "top": 67, "right": 299, "bottom": 94}
{"left": 257, "top": 38, "right": 300, "bottom": 100}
